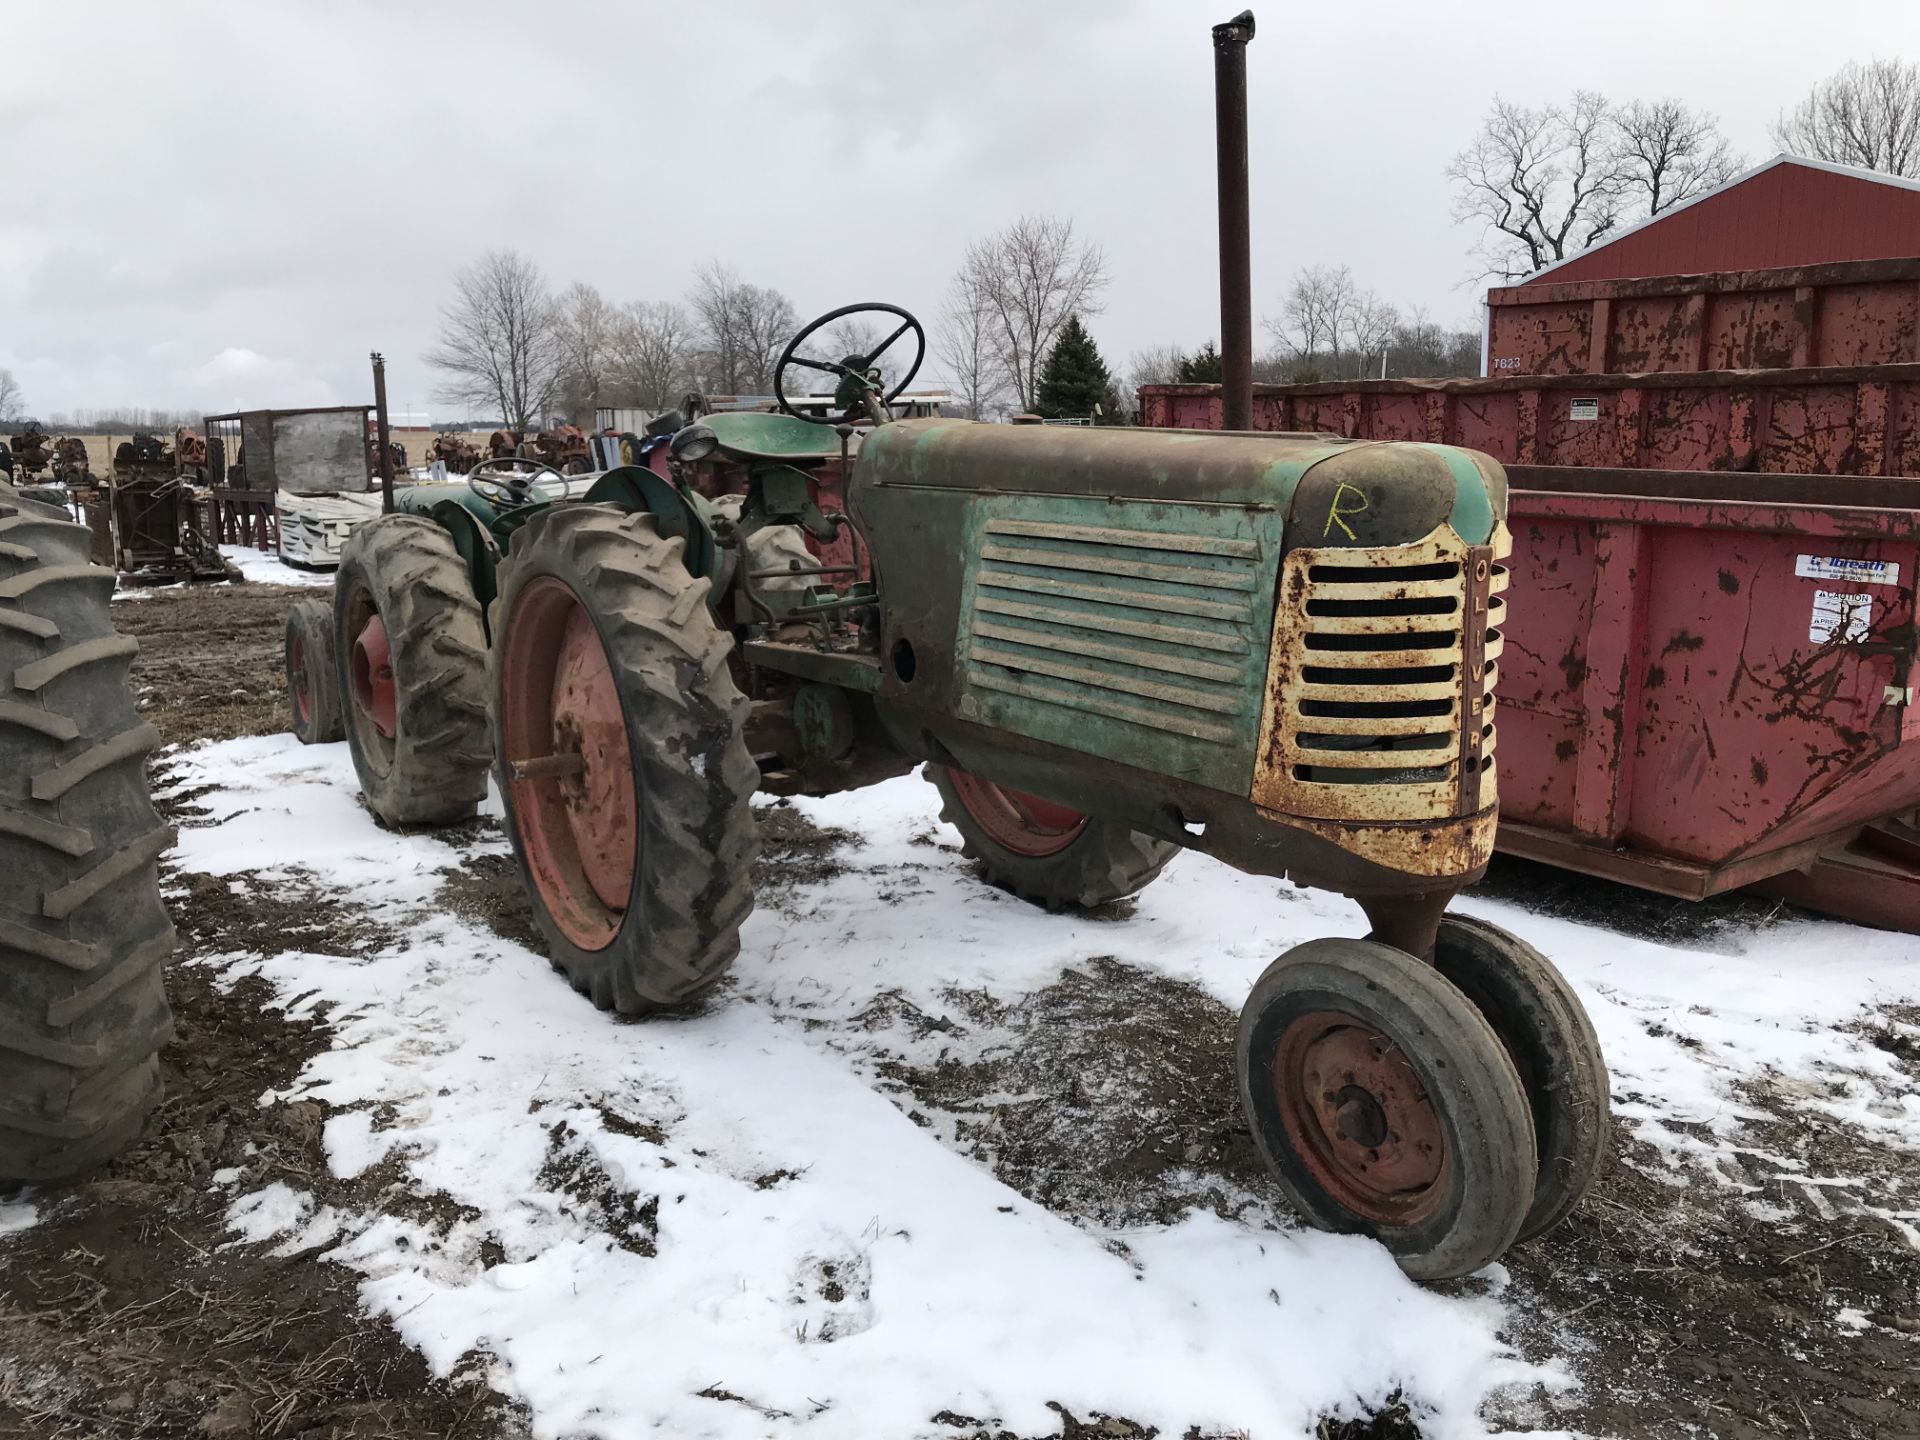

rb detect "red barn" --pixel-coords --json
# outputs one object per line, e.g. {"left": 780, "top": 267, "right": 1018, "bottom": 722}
{"left": 1522, "top": 153, "right": 1920, "bottom": 285}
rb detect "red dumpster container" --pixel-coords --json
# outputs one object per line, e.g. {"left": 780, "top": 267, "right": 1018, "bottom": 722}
{"left": 1138, "top": 381, "right": 1920, "bottom": 930}
{"left": 1140, "top": 367, "right": 1920, "bottom": 476}
{"left": 1486, "top": 258, "right": 1920, "bottom": 378}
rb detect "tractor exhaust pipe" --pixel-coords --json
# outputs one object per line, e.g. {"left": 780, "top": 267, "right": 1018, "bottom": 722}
{"left": 1212, "top": 9, "right": 1256, "bottom": 431}
{"left": 371, "top": 351, "right": 396, "bottom": 515}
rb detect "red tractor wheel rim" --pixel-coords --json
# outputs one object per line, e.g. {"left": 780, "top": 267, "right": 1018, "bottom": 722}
{"left": 947, "top": 769, "right": 1089, "bottom": 857}
{"left": 289, "top": 632, "right": 312, "bottom": 725}
{"left": 500, "top": 576, "right": 636, "bottom": 951}
{"left": 350, "top": 612, "right": 397, "bottom": 739}
{"left": 1271, "top": 1011, "right": 1448, "bottom": 1225}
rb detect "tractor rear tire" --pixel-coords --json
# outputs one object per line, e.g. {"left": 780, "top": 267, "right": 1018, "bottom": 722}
{"left": 492, "top": 506, "right": 757, "bottom": 1014}
{"left": 926, "top": 764, "right": 1176, "bottom": 910}
{"left": 1433, "top": 913, "right": 1610, "bottom": 1242}
{"left": 1238, "top": 937, "right": 1537, "bottom": 1281}
{"left": 334, "top": 515, "right": 490, "bottom": 826}
{"left": 0, "top": 482, "right": 176, "bottom": 1184}
{"left": 285, "top": 599, "right": 343, "bottom": 744}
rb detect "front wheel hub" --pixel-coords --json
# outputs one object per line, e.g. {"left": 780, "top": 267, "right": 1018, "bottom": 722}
{"left": 1272, "top": 1012, "right": 1448, "bottom": 1223}
{"left": 351, "top": 613, "right": 397, "bottom": 739}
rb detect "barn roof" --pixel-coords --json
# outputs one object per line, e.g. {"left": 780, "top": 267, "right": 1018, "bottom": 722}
{"left": 1521, "top": 153, "right": 1920, "bottom": 285}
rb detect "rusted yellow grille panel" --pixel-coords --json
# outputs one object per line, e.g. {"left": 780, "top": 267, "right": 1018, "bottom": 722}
{"left": 1253, "top": 524, "right": 1507, "bottom": 822}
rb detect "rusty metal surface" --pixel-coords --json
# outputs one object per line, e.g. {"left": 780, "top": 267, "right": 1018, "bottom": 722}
{"left": 207, "top": 490, "right": 277, "bottom": 550}
{"left": 1144, "top": 366, "right": 1920, "bottom": 477}
{"left": 1487, "top": 258, "right": 1920, "bottom": 376}
{"left": 1253, "top": 525, "right": 1502, "bottom": 826}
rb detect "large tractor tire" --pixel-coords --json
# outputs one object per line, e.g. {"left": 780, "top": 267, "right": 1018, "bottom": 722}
{"left": 492, "top": 506, "right": 758, "bottom": 1014}
{"left": 334, "top": 516, "right": 489, "bottom": 826}
{"left": 284, "top": 599, "right": 343, "bottom": 744}
{"left": 926, "top": 764, "right": 1177, "bottom": 910}
{"left": 0, "top": 483, "right": 175, "bottom": 1184}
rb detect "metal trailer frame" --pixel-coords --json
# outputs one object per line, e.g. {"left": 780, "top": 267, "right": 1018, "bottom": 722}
{"left": 202, "top": 405, "right": 375, "bottom": 492}
{"left": 202, "top": 405, "right": 374, "bottom": 556}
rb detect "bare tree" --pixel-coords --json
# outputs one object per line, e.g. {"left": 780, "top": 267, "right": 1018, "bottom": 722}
{"left": 426, "top": 250, "right": 563, "bottom": 430}
{"left": 609, "top": 300, "right": 693, "bottom": 411}
{"left": 962, "top": 216, "right": 1109, "bottom": 411}
{"left": 1384, "top": 306, "right": 1483, "bottom": 379}
{"left": 1345, "top": 290, "right": 1400, "bottom": 378}
{"left": 553, "top": 282, "right": 615, "bottom": 422}
{"left": 1773, "top": 58, "right": 1920, "bottom": 178}
{"left": 1125, "top": 344, "right": 1187, "bottom": 390}
{"left": 1447, "top": 91, "right": 1625, "bottom": 280}
{"left": 1615, "top": 99, "right": 1743, "bottom": 215}
{"left": 935, "top": 271, "right": 1012, "bottom": 420}
{"left": 688, "top": 263, "right": 798, "bottom": 396}
{"left": 0, "top": 369, "right": 21, "bottom": 423}
{"left": 1265, "top": 264, "right": 1358, "bottom": 363}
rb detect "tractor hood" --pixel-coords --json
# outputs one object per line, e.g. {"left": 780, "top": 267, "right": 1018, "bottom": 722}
{"left": 854, "top": 419, "right": 1505, "bottom": 549}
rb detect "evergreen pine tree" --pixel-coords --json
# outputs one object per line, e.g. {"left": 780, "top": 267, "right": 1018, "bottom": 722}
{"left": 1035, "top": 315, "right": 1124, "bottom": 425}
{"left": 1177, "top": 341, "right": 1223, "bottom": 383}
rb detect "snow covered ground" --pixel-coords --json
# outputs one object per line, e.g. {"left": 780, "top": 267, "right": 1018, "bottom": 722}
{"left": 219, "top": 543, "right": 335, "bottom": 587}
{"left": 148, "top": 734, "right": 1920, "bottom": 1439}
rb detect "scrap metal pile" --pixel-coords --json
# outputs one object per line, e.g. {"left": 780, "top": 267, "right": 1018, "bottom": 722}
{"left": 94, "top": 430, "right": 237, "bottom": 583}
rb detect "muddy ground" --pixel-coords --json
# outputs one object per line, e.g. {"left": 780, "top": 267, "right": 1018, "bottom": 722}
{"left": 2, "top": 581, "right": 1917, "bottom": 1439}
{"left": 113, "top": 582, "right": 309, "bottom": 747}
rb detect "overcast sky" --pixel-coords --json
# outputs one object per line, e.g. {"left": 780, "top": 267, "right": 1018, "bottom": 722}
{"left": 6, "top": 0, "right": 1917, "bottom": 419}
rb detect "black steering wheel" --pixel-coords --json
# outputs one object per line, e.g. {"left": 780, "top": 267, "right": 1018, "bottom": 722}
{"left": 773, "top": 302, "right": 925, "bottom": 426}
{"left": 467, "top": 455, "right": 571, "bottom": 508}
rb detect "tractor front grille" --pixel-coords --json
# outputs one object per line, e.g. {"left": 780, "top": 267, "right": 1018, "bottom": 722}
{"left": 1252, "top": 525, "right": 1507, "bottom": 822}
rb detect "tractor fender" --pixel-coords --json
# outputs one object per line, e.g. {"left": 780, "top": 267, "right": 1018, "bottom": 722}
{"left": 423, "top": 499, "right": 503, "bottom": 623}
{"left": 582, "top": 465, "right": 718, "bottom": 580}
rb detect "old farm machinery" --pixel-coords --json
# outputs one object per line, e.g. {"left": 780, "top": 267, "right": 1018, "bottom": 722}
{"left": 0, "top": 475, "right": 178, "bottom": 1183}
{"left": 284, "top": 307, "right": 1607, "bottom": 1280}
{"left": 281, "top": 14, "right": 1607, "bottom": 1281}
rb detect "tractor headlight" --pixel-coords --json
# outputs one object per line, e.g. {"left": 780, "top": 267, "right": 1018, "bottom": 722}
{"left": 671, "top": 424, "right": 719, "bottom": 464}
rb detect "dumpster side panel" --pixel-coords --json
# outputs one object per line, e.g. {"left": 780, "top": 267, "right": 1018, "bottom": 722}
{"left": 1154, "top": 371, "right": 1920, "bottom": 479}
{"left": 1488, "top": 259, "right": 1920, "bottom": 376}
{"left": 1704, "top": 290, "right": 1797, "bottom": 369}
{"left": 1499, "top": 490, "right": 1920, "bottom": 873}
{"left": 1614, "top": 296, "right": 1698, "bottom": 373}
{"left": 1493, "top": 516, "right": 1597, "bottom": 831}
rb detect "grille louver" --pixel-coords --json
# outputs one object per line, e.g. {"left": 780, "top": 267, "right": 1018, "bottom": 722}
{"left": 961, "top": 517, "right": 1266, "bottom": 750}
{"left": 1254, "top": 526, "right": 1507, "bottom": 821}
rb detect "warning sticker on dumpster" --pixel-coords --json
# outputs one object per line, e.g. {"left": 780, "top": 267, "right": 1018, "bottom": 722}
{"left": 1810, "top": 589, "right": 1874, "bottom": 644}
{"left": 1796, "top": 554, "right": 1900, "bottom": 586}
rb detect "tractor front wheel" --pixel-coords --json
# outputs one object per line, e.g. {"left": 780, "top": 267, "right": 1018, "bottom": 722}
{"left": 284, "top": 599, "right": 343, "bottom": 744}
{"left": 927, "top": 764, "right": 1176, "bottom": 910}
{"left": 333, "top": 515, "right": 490, "bottom": 825}
{"left": 492, "top": 506, "right": 758, "bottom": 1013}
{"left": 1238, "top": 937, "right": 1537, "bottom": 1281}
{"left": 1432, "top": 913, "right": 1610, "bottom": 1242}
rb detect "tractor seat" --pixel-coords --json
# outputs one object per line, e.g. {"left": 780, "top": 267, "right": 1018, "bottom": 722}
{"left": 703, "top": 411, "right": 861, "bottom": 463}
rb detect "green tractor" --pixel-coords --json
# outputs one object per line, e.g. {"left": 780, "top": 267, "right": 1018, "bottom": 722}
{"left": 285, "top": 303, "right": 1608, "bottom": 1280}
